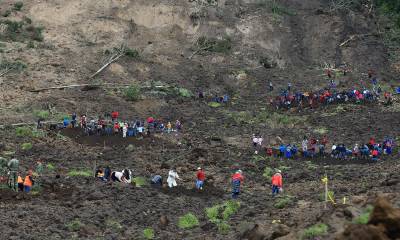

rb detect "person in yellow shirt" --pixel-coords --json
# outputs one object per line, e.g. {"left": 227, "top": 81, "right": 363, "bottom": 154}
{"left": 166, "top": 122, "right": 172, "bottom": 133}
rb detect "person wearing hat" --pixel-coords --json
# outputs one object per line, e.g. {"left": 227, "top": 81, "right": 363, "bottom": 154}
{"left": 231, "top": 170, "right": 244, "bottom": 199}
{"left": 167, "top": 168, "right": 181, "bottom": 188}
{"left": 271, "top": 169, "right": 283, "bottom": 197}
{"left": 195, "top": 167, "right": 205, "bottom": 190}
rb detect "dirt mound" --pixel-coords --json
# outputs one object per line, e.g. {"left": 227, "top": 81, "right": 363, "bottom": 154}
{"left": 336, "top": 197, "right": 400, "bottom": 240}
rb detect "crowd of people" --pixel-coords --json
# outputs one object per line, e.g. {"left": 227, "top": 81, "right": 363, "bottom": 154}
{"left": 255, "top": 135, "right": 395, "bottom": 161}
{"left": 94, "top": 165, "right": 282, "bottom": 198}
{"left": 268, "top": 72, "right": 396, "bottom": 110}
{"left": 43, "top": 111, "right": 183, "bottom": 137}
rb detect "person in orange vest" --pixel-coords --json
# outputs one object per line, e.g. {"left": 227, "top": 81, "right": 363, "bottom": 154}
{"left": 271, "top": 169, "right": 283, "bottom": 197}
{"left": 17, "top": 175, "right": 24, "bottom": 192}
{"left": 23, "top": 170, "right": 34, "bottom": 193}
{"left": 231, "top": 170, "right": 244, "bottom": 199}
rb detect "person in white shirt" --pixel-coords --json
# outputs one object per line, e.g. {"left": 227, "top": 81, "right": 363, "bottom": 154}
{"left": 167, "top": 168, "right": 181, "bottom": 188}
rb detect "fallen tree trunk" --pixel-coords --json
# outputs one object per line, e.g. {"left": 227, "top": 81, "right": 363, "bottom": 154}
{"left": 29, "top": 83, "right": 131, "bottom": 92}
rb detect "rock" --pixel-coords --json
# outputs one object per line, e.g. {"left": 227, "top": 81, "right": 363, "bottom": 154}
{"left": 159, "top": 215, "right": 169, "bottom": 229}
{"left": 160, "top": 162, "right": 170, "bottom": 169}
{"left": 240, "top": 224, "right": 267, "bottom": 240}
{"left": 351, "top": 196, "right": 366, "bottom": 205}
{"left": 335, "top": 224, "right": 389, "bottom": 240}
{"left": 368, "top": 197, "right": 400, "bottom": 239}
{"left": 125, "top": 144, "right": 134, "bottom": 152}
{"left": 271, "top": 224, "right": 290, "bottom": 239}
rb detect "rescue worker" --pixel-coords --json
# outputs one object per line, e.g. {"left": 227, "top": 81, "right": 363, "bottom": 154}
{"left": 195, "top": 167, "right": 205, "bottom": 190}
{"left": 271, "top": 169, "right": 283, "bottom": 197}
{"left": 7, "top": 158, "right": 19, "bottom": 191}
{"left": 231, "top": 170, "right": 244, "bottom": 199}
{"left": 269, "top": 82, "right": 274, "bottom": 92}
{"left": 111, "top": 111, "right": 119, "bottom": 121}
{"left": 122, "top": 123, "right": 128, "bottom": 138}
{"left": 166, "top": 122, "right": 172, "bottom": 133}
{"left": 23, "top": 170, "right": 34, "bottom": 193}
{"left": 167, "top": 168, "right": 181, "bottom": 188}
{"left": 151, "top": 175, "right": 163, "bottom": 186}
{"left": 17, "top": 175, "right": 24, "bottom": 192}
{"left": 71, "top": 112, "right": 77, "bottom": 128}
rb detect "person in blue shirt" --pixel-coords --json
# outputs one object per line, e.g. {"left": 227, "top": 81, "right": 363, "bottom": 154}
{"left": 63, "top": 118, "right": 70, "bottom": 128}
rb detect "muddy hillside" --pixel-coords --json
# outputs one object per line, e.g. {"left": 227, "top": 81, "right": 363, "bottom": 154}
{"left": 0, "top": 0, "right": 400, "bottom": 239}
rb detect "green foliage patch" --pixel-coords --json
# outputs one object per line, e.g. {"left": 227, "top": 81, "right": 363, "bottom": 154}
{"left": 143, "top": 228, "right": 155, "bottom": 239}
{"left": 353, "top": 205, "right": 374, "bottom": 224}
{"left": 196, "top": 36, "right": 232, "bottom": 53}
{"left": 67, "top": 170, "right": 92, "bottom": 177}
{"left": 21, "top": 142, "right": 32, "bottom": 151}
{"left": 302, "top": 223, "right": 328, "bottom": 239}
{"left": 124, "top": 84, "right": 140, "bottom": 101}
{"left": 274, "top": 195, "right": 294, "bottom": 209}
{"left": 178, "top": 213, "right": 200, "bottom": 229}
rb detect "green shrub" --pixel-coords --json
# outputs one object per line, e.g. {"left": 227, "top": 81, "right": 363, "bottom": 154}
{"left": 217, "top": 221, "right": 231, "bottom": 235}
{"left": 67, "top": 170, "right": 92, "bottom": 177}
{"left": 33, "top": 110, "right": 50, "bottom": 119}
{"left": 222, "top": 200, "right": 240, "bottom": 221}
{"left": 133, "top": 177, "right": 147, "bottom": 187}
{"left": 66, "top": 219, "right": 83, "bottom": 232}
{"left": 32, "top": 129, "right": 47, "bottom": 138}
{"left": 178, "top": 213, "right": 199, "bottom": 229}
{"left": 197, "top": 36, "right": 232, "bottom": 53}
{"left": 46, "top": 163, "right": 55, "bottom": 171}
{"left": 263, "top": 167, "right": 273, "bottom": 178}
{"left": 143, "top": 228, "right": 155, "bottom": 239}
{"left": 21, "top": 142, "right": 32, "bottom": 151}
{"left": 302, "top": 223, "right": 328, "bottom": 239}
{"left": 124, "top": 84, "right": 140, "bottom": 101}
{"left": 177, "top": 88, "right": 192, "bottom": 97}
{"left": 13, "top": 2, "right": 23, "bottom": 11}
{"left": 125, "top": 48, "right": 139, "bottom": 58}
{"left": 274, "top": 195, "right": 294, "bottom": 209}
{"left": 206, "top": 205, "right": 220, "bottom": 223}
{"left": 208, "top": 102, "right": 221, "bottom": 108}
{"left": 15, "top": 127, "right": 32, "bottom": 137}
{"left": 0, "top": 60, "right": 27, "bottom": 73}
{"left": 353, "top": 205, "right": 374, "bottom": 224}
{"left": 270, "top": 0, "right": 295, "bottom": 16}
{"left": 27, "top": 41, "right": 35, "bottom": 48}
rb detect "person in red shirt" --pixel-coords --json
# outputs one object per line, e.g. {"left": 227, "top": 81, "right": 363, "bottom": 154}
{"left": 231, "top": 170, "right": 244, "bottom": 199}
{"left": 111, "top": 111, "right": 119, "bottom": 121}
{"left": 195, "top": 167, "right": 205, "bottom": 190}
{"left": 271, "top": 170, "right": 283, "bottom": 197}
{"left": 371, "top": 149, "right": 379, "bottom": 161}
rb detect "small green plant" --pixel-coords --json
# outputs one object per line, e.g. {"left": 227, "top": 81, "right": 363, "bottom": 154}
{"left": 33, "top": 110, "right": 50, "bottom": 119}
{"left": 217, "top": 221, "right": 231, "bottom": 235}
{"left": 125, "top": 48, "right": 139, "bottom": 58}
{"left": 314, "top": 127, "right": 328, "bottom": 135}
{"left": 133, "top": 177, "right": 147, "bottom": 187}
{"left": 124, "top": 84, "right": 140, "bottom": 101}
{"left": 0, "top": 60, "right": 27, "bottom": 73}
{"left": 206, "top": 205, "right": 220, "bottom": 223}
{"left": 67, "top": 170, "right": 92, "bottom": 177}
{"left": 196, "top": 36, "right": 232, "bottom": 53}
{"left": 15, "top": 126, "right": 32, "bottom": 137}
{"left": 21, "top": 142, "right": 33, "bottom": 151}
{"left": 263, "top": 167, "right": 273, "bottom": 178}
{"left": 177, "top": 87, "right": 192, "bottom": 98}
{"left": 13, "top": 2, "right": 23, "bottom": 11}
{"left": 302, "top": 223, "right": 328, "bottom": 239}
{"left": 274, "top": 195, "right": 294, "bottom": 209}
{"left": 270, "top": 0, "right": 295, "bottom": 16}
{"left": 205, "top": 201, "right": 240, "bottom": 234}
{"left": 178, "top": 213, "right": 200, "bottom": 229}
{"left": 318, "top": 190, "right": 335, "bottom": 202}
{"left": 208, "top": 102, "right": 221, "bottom": 108}
{"left": 46, "top": 163, "right": 55, "bottom": 171}
{"left": 222, "top": 200, "right": 240, "bottom": 220}
{"left": 106, "top": 219, "right": 123, "bottom": 231}
{"left": 143, "top": 228, "right": 155, "bottom": 240}
{"left": 27, "top": 41, "right": 35, "bottom": 48}
{"left": 353, "top": 205, "right": 374, "bottom": 224}
{"left": 66, "top": 219, "right": 83, "bottom": 232}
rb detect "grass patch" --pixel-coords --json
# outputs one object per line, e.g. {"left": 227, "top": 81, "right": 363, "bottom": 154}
{"left": 21, "top": 142, "right": 32, "bottom": 151}
{"left": 226, "top": 110, "right": 306, "bottom": 128}
{"left": 208, "top": 102, "right": 222, "bottom": 108}
{"left": 13, "top": 2, "right": 23, "bottom": 11}
{"left": 263, "top": 167, "right": 274, "bottom": 178}
{"left": 0, "top": 20, "right": 44, "bottom": 42}
{"left": 67, "top": 170, "right": 92, "bottom": 177}
{"left": 46, "top": 163, "right": 55, "bottom": 171}
{"left": 178, "top": 213, "right": 199, "bottom": 229}
{"left": 15, "top": 126, "right": 32, "bottom": 137}
{"left": 176, "top": 87, "right": 192, "bottom": 98}
{"left": 196, "top": 36, "right": 232, "bottom": 54}
{"left": 353, "top": 205, "right": 374, "bottom": 224}
{"left": 33, "top": 110, "right": 50, "bottom": 119}
{"left": 143, "top": 228, "right": 155, "bottom": 240}
{"left": 124, "top": 84, "right": 140, "bottom": 101}
{"left": 205, "top": 200, "right": 240, "bottom": 234}
{"left": 0, "top": 60, "right": 27, "bottom": 74}
{"left": 302, "top": 223, "right": 328, "bottom": 239}
{"left": 278, "top": 165, "right": 291, "bottom": 172}
{"left": 125, "top": 48, "right": 139, "bottom": 58}
{"left": 305, "top": 161, "right": 318, "bottom": 171}
{"left": 133, "top": 177, "right": 147, "bottom": 187}
{"left": 66, "top": 219, "right": 83, "bottom": 232}
{"left": 274, "top": 195, "right": 294, "bottom": 209}
{"left": 314, "top": 127, "right": 328, "bottom": 135}
{"left": 318, "top": 190, "right": 335, "bottom": 202}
